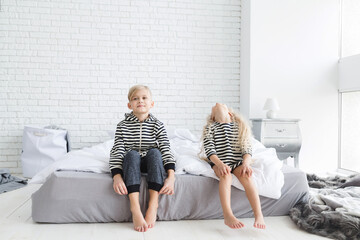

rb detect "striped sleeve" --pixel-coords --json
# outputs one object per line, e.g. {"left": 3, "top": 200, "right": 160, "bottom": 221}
{"left": 109, "top": 123, "right": 126, "bottom": 178}
{"left": 203, "top": 124, "right": 217, "bottom": 159}
{"left": 240, "top": 137, "right": 252, "bottom": 157}
{"left": 155, "top": 121, "right": 175, "bottom": 171}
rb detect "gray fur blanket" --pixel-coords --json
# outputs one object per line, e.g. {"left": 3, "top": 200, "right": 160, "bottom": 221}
{"left": 289, "top": 174, "right": 360, "bottom": 240}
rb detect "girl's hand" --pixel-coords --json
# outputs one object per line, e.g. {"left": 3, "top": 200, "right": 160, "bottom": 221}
{"left": 159, "top": 175, "right": 175, "bottom": 195}
{"left": 238, "top": 163, "right": 253, "bottom": 177}
{"left": 216, "top": 162, "right": 231, "bottom": 176}
{"left": 113, "top": 174, "right": 128, "bottom": 195}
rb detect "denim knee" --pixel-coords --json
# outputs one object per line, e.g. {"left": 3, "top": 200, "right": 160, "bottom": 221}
{"left": 123, "top": 150, "right": 141, "bottom": 171}
{"left": 125, "top": 150, "right": 141, "bottom": 159}
{"left": 144, "top": 148, "right": 165, "bottom": 191}
{"left": 123, "top": 150, "right": 142, "bottom": 193}
{"left": 146, "top": 148, "right": 162, "bottom": 163}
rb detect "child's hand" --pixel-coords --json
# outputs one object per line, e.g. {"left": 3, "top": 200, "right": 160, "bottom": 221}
{"left": 159, "top": 174, "right": 175, "bottom": 195}
{"left": 216, "top": 163, "right": 231, "bottom": 176}
{"left": 113, "top": 174, "right": 128, "bottom": 195}
{"left": 238, "top": 163, "right": 253, "bottom": 177}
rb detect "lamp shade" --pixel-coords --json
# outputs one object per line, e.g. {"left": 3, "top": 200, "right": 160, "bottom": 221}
{"left": 263, "top": 98, "right": 280, "bottom": 111}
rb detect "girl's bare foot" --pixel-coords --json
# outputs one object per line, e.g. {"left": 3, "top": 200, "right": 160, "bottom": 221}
{"left": 132, "top": 211, "right": 148, "bottom": 232}
{"left": 224, "top": 214, "right": 245, "bottom": 229}
{"left": 254, "top": 215, "right": 266, "bottom": 229}
{"left": 145, "top": 207, "right": 157, "bottom": 228}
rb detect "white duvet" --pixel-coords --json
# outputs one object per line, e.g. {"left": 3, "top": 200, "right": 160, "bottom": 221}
{"left": 30, "top": 128, "right": 284, "bottom": 199}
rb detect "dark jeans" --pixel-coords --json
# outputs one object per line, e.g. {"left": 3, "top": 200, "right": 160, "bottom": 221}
{"left": 123, "top": 148, "right": 165, "bottom": 194}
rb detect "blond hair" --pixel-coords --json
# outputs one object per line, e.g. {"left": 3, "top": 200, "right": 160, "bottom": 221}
{"left": 128, "top": 85, "right": 152, "bottom": 101}
{"left": 199, "top": 107, "right": 252, "bottom": 161}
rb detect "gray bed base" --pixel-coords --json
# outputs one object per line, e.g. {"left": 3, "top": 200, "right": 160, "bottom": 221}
{"left": 31, "top": 165, "right": 309, "bottom": 223}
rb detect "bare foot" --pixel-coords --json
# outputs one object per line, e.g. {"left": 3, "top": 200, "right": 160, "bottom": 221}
{"left": 145, "top": 207, "right": 158, "bottom": 228}
{"left": 132, "top": 211, "right": 148, "bottom": 232}
{"left": 254, "top": 215, "right": 266, "bottom": 229}
{"left": 224, "top": 214, "right": 245, "bottom": 229}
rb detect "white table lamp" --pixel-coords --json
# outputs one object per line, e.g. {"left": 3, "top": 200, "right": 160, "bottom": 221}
{"left": 263, "top": 98, "right": 280, "bottom": 119}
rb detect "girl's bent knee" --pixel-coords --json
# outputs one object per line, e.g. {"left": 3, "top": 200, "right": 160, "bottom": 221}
{"left": 220, "top": 174, "right": 232, "bottom": 181}
{"left": 238, "top": 173, "right": 250, "bottom": 179}
{"left": 237, "top": 175, "right": 252, "bottom": 185}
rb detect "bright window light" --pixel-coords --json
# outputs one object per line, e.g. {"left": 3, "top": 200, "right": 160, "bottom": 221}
{"left": 340, "top": 91, "right": 360, "bottom": 172}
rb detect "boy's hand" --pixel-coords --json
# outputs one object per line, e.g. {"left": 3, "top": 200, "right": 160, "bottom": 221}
{"left": 216, "top": 162, "right": 231, "bottom": 176}
{"left": 113, "top": 174, "right": 128, "bottom": 195}
{"left": 160, "top": 170, "right": 175, "bottom": 195}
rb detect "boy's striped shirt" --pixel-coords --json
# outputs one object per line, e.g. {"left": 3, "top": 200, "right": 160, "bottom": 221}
{"left": 109, "top": 112, "right": 175, "bottom": 177}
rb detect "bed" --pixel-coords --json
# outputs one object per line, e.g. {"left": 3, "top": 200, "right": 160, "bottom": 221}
{"left": 32, "top": 164, "right": 308, "bottom": 223}
{"left": 30, "top": 128, "right": 309, "bottom": 223}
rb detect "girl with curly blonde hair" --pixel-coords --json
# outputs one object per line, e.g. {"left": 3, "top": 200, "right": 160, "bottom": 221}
{"left": 201, "top": 103, "right": 265, "bottom": 229}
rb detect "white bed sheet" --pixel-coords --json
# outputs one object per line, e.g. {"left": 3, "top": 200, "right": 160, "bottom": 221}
{"left": 30, "top": 128, "right": 284, "bottom": 199}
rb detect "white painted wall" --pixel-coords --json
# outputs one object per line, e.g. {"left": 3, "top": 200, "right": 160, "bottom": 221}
{"left": 241, "top": 0, "right": 340, "bottom": 173}
{"left": 341, "top": 0, "right": 360, "bottom": 57}
{"left": 1, "top": 0, "right": 341, "bottom": 174}
{"left": 0, "top": 0, "right": 241, "bottom": 174}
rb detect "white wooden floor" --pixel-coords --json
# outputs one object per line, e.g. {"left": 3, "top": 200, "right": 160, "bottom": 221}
{"left": 0, "top": 184, "right": 330, "bottom": 240}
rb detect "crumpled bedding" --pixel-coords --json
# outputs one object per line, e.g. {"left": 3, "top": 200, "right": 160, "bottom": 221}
{"left": 30, "top": 128, "right": 284, "bottom": 199}
{"left": 290, "top": 174, "right": 360, "bottom": 240}
{"left": 0, "top": 169, "right": 27, "bottom": 194}
{"left": 168, "top": 128, "right": 284, "bottom": 199}
{"left": 310, "top": 187, "right": 360, "bottom": 217}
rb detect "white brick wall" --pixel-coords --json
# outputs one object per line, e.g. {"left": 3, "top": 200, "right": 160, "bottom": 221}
{"left": 0, "top": 0, "right": 241, "bottom": 174}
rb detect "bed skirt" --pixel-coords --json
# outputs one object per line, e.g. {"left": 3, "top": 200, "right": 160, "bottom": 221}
{"left": 31, "top": 165, "right": 308, "bottom": 223}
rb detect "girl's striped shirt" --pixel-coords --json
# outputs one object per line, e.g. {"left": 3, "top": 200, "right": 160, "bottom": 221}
{"left": 203, "top": 122, "right": 252, "bottom": 167}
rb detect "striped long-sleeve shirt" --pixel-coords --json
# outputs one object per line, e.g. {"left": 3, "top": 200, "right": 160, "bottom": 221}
{"left": 203, "top": 122, "right": 252, "bottom": 167}
{"left": 109, "top": 112, "right": 175, "bottom": 177}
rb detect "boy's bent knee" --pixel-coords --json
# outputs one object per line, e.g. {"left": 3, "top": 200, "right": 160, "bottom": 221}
{"left": 147, "top": 148, "right": 161, "bottom": 157}
{"left": 123, "top": 150, "right": 141, "bottom": 168}
{"left": 125, "top": 150, "right": 141, "bottom": 158}
{"left": 146, "top": 149, "right": 162, "bottom": 164}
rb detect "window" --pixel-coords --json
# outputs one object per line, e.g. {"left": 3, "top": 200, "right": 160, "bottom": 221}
{"left": 340, "top": 92, "right": 360, "bottom": 172}
{"left": 339, "top": 0, "right": 360, "bottom": 172}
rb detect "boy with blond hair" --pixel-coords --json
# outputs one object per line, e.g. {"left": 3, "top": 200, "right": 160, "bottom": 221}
{"left": 110, "top": 85, "right": 175, "bottom": 232}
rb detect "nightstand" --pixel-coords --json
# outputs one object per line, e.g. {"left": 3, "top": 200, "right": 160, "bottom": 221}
{"left": 250, "top": 118, "right": 302, "bottom": 168}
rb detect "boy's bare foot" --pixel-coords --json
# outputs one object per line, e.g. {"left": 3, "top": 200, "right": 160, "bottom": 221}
{"left": 145, "top": 207, "right": 158, "bottom": 228}
{"left": 254, "top": 215, "right": 266, "bottom": 229}
{"left": 132, "top": 211, "right": 148, "bottom": 232}
{"left": 224, "top": 214, "right": 245, "bottom": 229}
